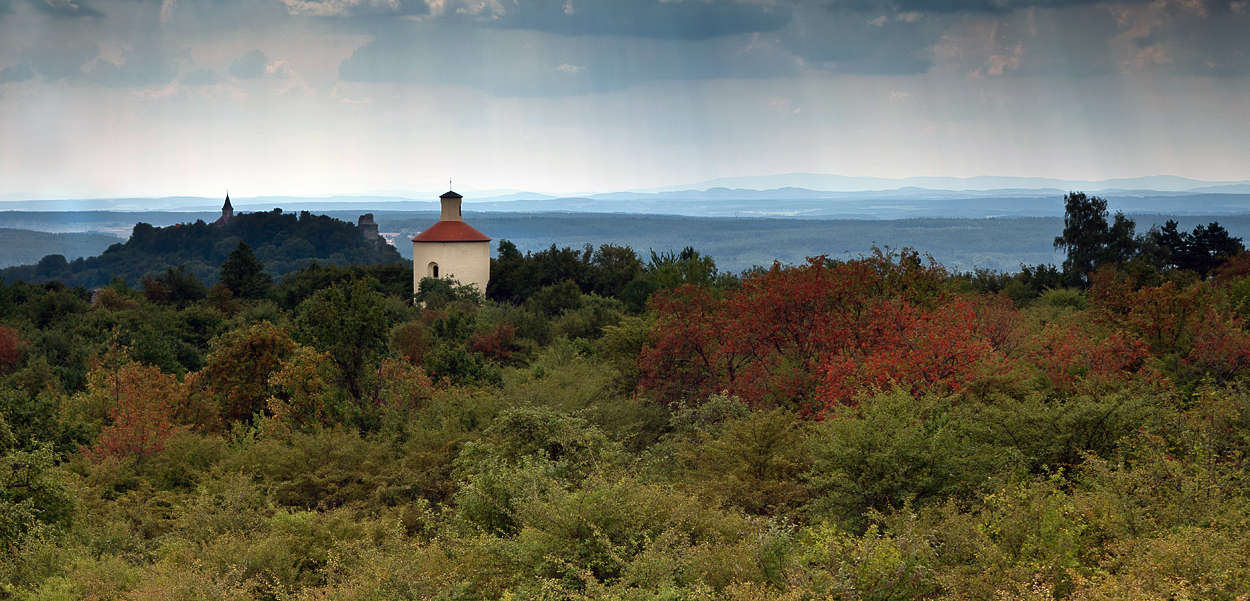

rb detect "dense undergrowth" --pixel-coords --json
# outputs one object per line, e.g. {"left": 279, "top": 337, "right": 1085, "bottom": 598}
{"left": 2, "top": 240, "right": 1250, "bottom": 600}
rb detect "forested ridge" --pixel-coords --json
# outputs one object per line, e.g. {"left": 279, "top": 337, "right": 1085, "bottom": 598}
{"left": 0, "top": 210, "right": 403, "bottom": 289}
{"left": 0, "top": 229, "right": 121, "bottom": 270}
{"left": 3, "top": 194, "right": 1250, "bottom": 599}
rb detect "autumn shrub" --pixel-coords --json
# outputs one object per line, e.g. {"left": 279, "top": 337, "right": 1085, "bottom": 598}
{"left": 1028, "top": 323, "right": 1156, "bottom": 395}
{"left": 199, "top": 320, "right": 298, "bottom": 426}
{"left": 818, "top": 297, "right": 1015, "bottom": 408}
{"left": 0, "top": 324, "right": 22, "bottom": 373}
{"left": 74, "top": 361, "right": 185, "bottom": 463}
{"left": 639, "top": 251, "right": 984, "bottom": 413}
{"left": 389, "top": 320, "right": 432, "bottom": 365}
{"left": 368, "top": 357, "right": 434, "bottom": 414}
{"left": 1087, "top": 268, "right": 1250, "bottom": 385}
{"left": 267, "top": 346, "right": 349, "bottom": 429}
{"left": 470, "top": 321, "right": 516, "bottom": 362}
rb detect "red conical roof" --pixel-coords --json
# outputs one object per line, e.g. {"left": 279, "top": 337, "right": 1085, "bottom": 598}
{"left": 412, "top": 220, "right": 491, "bottom": 243}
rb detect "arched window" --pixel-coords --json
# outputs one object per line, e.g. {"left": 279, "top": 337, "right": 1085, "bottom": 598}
{"left": 428, "top": 262, "right": 439, "bottom": 278}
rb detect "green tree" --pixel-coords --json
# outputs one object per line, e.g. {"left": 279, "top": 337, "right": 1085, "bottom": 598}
{"left": 1053, "top": 192, "right": 1140, "bottom": 287}
{"left": 293, "top": 278, "right": 388, "bottom": 401}
{"left": 1182, "top": 221, "right": 1243, "bottom": 276}
{"left": 218, "top": 242, "right": 273, "bottom": 299}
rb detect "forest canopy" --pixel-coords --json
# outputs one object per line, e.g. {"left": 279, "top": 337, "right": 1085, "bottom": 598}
{"left": 2, "top": 196, "right": 1250, "bottom": 599}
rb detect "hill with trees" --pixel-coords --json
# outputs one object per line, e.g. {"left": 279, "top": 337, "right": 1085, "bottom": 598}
{"left": 3, "top": 194, "right": 1250, "bottom": 598}
{"left": 0, "top": 210, "right": 404, "bottom": 289}
{"left": 0, "top": 228, "right": 122, "bottom": 269}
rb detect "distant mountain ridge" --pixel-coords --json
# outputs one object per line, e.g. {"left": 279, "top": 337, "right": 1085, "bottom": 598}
{"left": 5, "top": 173, "right": 1250, "bottom": 214}
{"left": 635, "top": 173, "right": 1250, "bottom": 194}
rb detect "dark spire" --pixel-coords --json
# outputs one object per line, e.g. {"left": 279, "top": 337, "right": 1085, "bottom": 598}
{"left": 440, "top": 190, "right": 463, "bottom": 199}
{"left": 223, "top": 192, "right": 233, "bottom": 211}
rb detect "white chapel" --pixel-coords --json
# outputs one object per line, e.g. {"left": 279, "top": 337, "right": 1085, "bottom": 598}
{"left": 411, "top": 190, "right": 491, "bottom": 296}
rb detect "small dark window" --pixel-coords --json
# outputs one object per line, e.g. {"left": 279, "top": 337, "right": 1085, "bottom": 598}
{"left": 433, "top": 265, "right": 439, "bottom": 278}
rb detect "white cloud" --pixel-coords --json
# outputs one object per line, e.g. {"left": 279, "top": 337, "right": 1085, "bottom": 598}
{"left": 160, "top": 0, "right": 178, "bottom": 23}
{"left": 897, "top": 12, "right": 921, "bottom": 23}
{"left": 266, "top": 59, "right": 294, "bottom": 78}
{"left": 556, "top": 63, "right": 585, "bottom": 74}
{"left": 131, "top": 80, "right": 188, "bottom": 101}
{"left": 890, "top": 91, "right": 909, "bottom": 99}
{"left": 973, "top": 43, "right": 1023, "bottom": 77}
{"left": 868, "top": 15, "right": 888, "bottom": 26}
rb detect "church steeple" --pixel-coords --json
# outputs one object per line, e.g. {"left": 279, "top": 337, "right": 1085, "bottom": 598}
{"left": 214, "top": 192, "right": 234, "bottom": 225}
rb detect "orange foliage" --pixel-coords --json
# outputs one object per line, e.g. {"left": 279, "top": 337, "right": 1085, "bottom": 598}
{"left": 638, "top": 251, "right": 1013, "bottom": 415}
{"left": 819, "top": 298, "right": 1010, "bottom": 406}
{"left": 1029, "top": 324, "right": 1154, "bottom": 394}
{"left": 80, "top": 361, "right": 184, "bottom": 462}
{"left": 372, "top": 358, "right": 435, "bottom": 413}
{"left": 200, "top": 321, "right": 298, "bottom": 425}
{"left": 1185, "top": 308, "right": 1250, "bottom": 383}
{"left": 1089, "top": 266, "right": 1250, "bottom": 383}
{"left": 471, "top": 322, "right": 516, "bottom": 362}
{"left": 0, "top": 325, "right": 21, "bottom": 373}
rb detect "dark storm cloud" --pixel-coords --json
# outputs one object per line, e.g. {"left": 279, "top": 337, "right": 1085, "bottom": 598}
{"left": 488, "top": 0, "right": 792, "bottom": 41}
{"left": 783, "top": 7, "right": 947, "bottom": 74}
{"left": 822, "top": 0, "right": 1143, "bottom": 14}
{"left": 338, "top": 21, "right": 801, "bottom": 95}
{"left": 229, "top": 49, "right": 268, "bottom": 79}
{"left": 1142, "top": 7, "right": 1250, "bottom": 76}
{"left": 29, "top": 0, "right": 102, "bottom": 18}
{"left": 278, "top": 0, "right": 430, "bottom": 18}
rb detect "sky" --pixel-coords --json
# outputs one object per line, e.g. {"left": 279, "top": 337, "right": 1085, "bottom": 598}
{"left": 0, "top": 0, "right": 1248, "bottom": 199}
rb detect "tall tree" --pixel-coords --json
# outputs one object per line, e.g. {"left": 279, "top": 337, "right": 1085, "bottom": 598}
{"left": 293, "top": 278, "right": 388, "bottom": 401}
{"left": 218, "top": 242, "right": 272, "bottom": 299}
{"left": 1053, "top": 192, "right": 1138, "bottom": 286}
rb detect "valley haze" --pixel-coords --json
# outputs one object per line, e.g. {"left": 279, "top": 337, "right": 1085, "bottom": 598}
{"left": 5, "top": 173, "right": 1250, "bottom": 274}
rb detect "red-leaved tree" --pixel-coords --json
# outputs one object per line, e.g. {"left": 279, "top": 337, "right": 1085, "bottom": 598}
{"left": 80, "top": 361, "right": 183, "bottom": 462}
{"left": 1028, "top": 324, "right": 1154, "bottom": 394}
{"left": 0, "top": 325, "right": 22, "bottom": 373}
{"left": 638, "top": 250, "right": 1012, "bottom": 414}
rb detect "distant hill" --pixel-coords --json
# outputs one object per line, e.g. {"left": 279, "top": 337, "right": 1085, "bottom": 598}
{"left": 0, "top": 228, "right": 122, "bottom": 269}
{"left": 0, "top": 210, "right": 405, "bottom": 288}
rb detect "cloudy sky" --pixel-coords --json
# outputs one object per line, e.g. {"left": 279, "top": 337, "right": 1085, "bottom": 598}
{"left": 1, "top": 0, "right": 1247, "bottom": 199}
